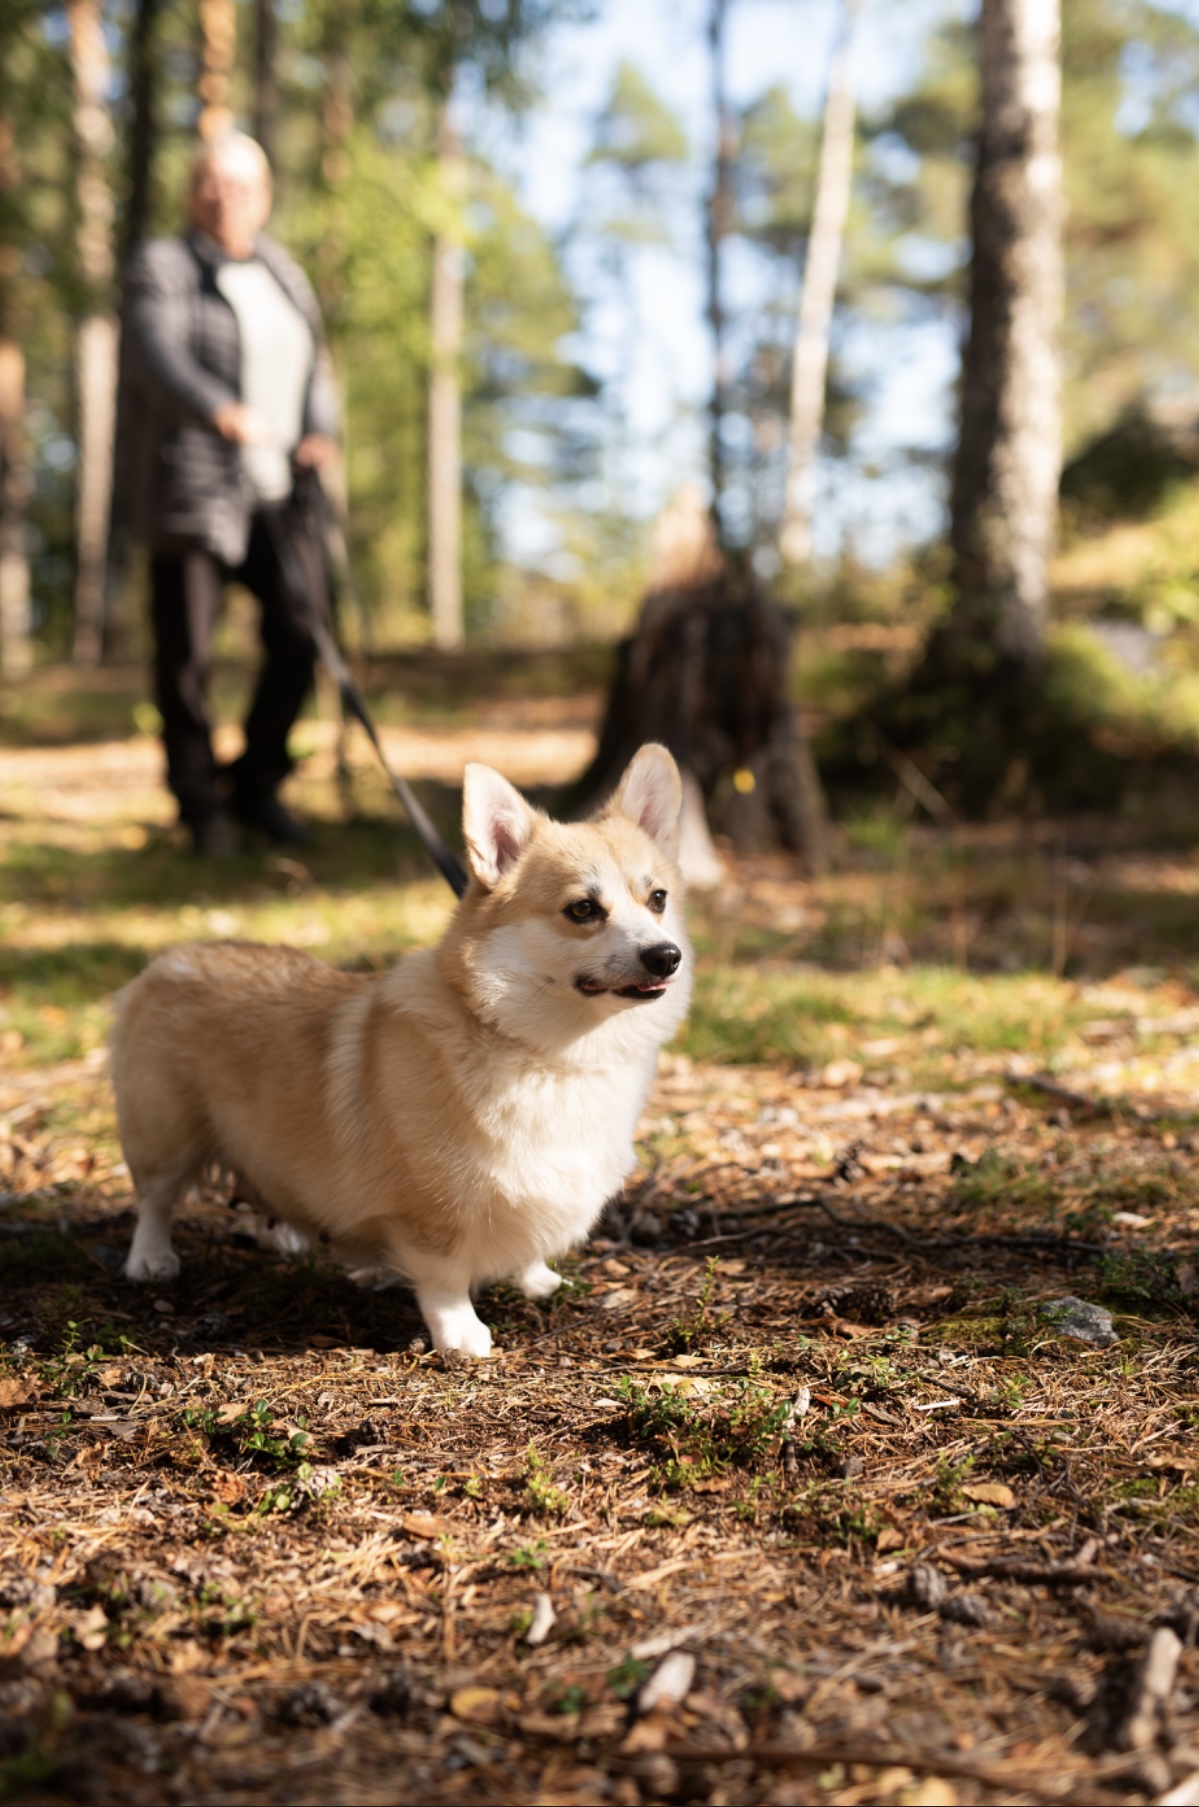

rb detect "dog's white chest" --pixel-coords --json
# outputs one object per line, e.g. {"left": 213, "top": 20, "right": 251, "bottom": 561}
{"left": 480, "top": 1058, "right": 646, "bottom": 1205}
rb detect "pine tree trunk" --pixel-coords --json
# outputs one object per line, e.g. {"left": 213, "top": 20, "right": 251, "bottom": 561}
{"left": 254, "top": 0, "right": 279, "bottom": 168}
{"left": 705, "top": 0, "right": 734, "bottom": 540}
{"left": 68, "top": 0, "right": 118, "bottom": 668}
{"left": 427, "top": 96, "right": 464, "bottom": 651}
{"left": 0, "top": 113, "right": 30, "bottom": 679}
{"left": 946, "top": 0, "right": 1062, "bottom": 673}
{"left": 123, "top": 0, "right": 159, "bottom": 262}
{"left": 779, "top": 0, "right": 860, "bottom": 570}
{"left": 105, "top": 0, "right": 159, "bottom": 662}
{"left": 197, "top": 0, "right": 236, "bottom": 141}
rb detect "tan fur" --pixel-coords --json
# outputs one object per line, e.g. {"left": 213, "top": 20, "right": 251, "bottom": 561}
{"left": 111, "top": 745, "right": 692, "bottom": 1356}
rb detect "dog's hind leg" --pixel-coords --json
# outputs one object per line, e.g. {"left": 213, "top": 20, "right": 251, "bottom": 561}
{"left": 517, "top": 1259, "right": 562, "bottom": 1301}
{"left": 124, "top": 1167, "right": 190, "bottom": 1282}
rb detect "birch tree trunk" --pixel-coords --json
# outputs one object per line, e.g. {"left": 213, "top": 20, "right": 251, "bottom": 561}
{"left": 946, "top": 0, "right": 1062, "bottom": 673}
{"left": 68, "top": 0, "right": 118, "bottom": 667}
{"left": 705, "top": 0, "right": 734, "bottom": 541}
{"left": 197, "top": 0, "right": 236, "bottom": 141}
{"left": 0, "top": 112, "right": 31, "bottom": 678}
{"left": 779, "top": 0, "right": 859, "bottom": 570}
{"left": 427, "top": 96, "right": 464, "bottom": 651}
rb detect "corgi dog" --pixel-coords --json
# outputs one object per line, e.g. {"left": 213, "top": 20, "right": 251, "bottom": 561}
{"left": 111, "top": 744, "right": 691, "bottom": 1356}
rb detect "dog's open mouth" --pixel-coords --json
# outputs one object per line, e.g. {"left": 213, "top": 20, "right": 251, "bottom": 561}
{"left": 576, "top": 977, "right": 669, "bottom": 1001}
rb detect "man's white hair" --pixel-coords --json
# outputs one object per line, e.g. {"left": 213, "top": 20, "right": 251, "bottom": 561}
{"left": 190, "top": 131, "right": 271, "bottom": 191}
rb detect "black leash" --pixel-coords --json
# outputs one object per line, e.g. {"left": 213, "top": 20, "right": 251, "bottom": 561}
{"left": 270, "top": 474, "right": 470, "bottom": 899}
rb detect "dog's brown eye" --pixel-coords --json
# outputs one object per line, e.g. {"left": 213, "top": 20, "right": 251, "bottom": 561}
{"left": 648, "top": 889, "right": 667, "bottom": 914}
{"left": 565, "top": 899, "right": 601, "bottom": 924}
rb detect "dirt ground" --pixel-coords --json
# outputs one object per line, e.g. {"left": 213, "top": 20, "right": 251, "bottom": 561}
{"left": 2, "top": 688, "right": 1198, "bottom": 1807}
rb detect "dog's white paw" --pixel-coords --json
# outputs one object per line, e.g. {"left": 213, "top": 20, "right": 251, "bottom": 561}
{"left": 421, "top": 1297, "right": 493, "bottom": 1359}
{"left": 253, "top": 1217, "right": 312, "bottom": 1259}
{"left": 518, "top": 1260, "right": 563, "bottom": 1302}
{"left": 124, "top": 1247, "right": 181, "bottom": 1282}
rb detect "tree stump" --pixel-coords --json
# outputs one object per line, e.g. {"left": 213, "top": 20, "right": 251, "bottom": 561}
{"left": 576, "top": 560, "right": 827, "bottom": 871}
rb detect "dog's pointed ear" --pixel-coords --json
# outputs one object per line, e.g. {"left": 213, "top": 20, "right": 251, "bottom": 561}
{"left": 462, "top": 764, "right": 537, "bottom": 889}
{"left": 608, "top": 743, "right": 683, "bottom": 862}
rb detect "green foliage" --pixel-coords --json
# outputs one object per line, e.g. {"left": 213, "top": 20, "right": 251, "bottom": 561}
{"left": 617, "top": 1374, "right": 793, "bottom": 1492}
{"left": 185, "top": 1400, "right": 313, "bottom": 1473}
{"left": 666, "top": 1257, "right": 725, "bottom": 1353}
{"left": 607, "top": 1656, "right": 651, "bottom": 1700}
{"left": 587, "top": 60, "right": 689, "bottom": 197}
{"left": 524, "top": 1443, "right": 570, "bottom": 1517}
{"left": 505, "top": 1539, "right": 549, "bottom": 1570}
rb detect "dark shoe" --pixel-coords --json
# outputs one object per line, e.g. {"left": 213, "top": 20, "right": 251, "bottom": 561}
{"left": 189, "top": 811, "right": 238, "bottom": 858}
{"left": 231, "top": 787, "right": 311, "bottom": 846}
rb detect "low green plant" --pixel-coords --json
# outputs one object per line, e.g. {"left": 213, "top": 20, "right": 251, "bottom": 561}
{"left": 619, "top": 1374, "right": 793, "bottom": 1492}
{"left": 524, "top": 1444, "right": 569, "bottom": 1518}
{"left": 505, "top": 1539, "right": 549, "bottom": 1571}
{"left": 666, "top": 1257, "right": 725, "bottom": 1353}
{"left": 608, "top": 1657, "right": 651, "bottom": 1700}
{"left": 184, "top": 1399, "right": 312, "bottom": 1473}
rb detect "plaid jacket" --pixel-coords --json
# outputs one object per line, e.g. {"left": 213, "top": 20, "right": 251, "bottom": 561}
{"left": 120, "top": 231, "right": 339, "bottom": 565}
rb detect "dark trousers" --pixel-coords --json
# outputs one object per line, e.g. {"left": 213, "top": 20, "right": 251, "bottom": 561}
{"left": 151, "top": 509, "right": 325, "bottom": 828}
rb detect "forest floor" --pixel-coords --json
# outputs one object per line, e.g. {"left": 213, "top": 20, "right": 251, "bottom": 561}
{"left": 2, "top": 659, "right": 1199, "bottom": 1807}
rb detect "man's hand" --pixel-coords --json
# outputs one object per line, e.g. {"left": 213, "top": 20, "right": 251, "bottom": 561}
{"left": 212, "top": 401, "right": 269, "bottom": 445}
{"left": 294, "top": 433, "right": 338, "bottom": 471}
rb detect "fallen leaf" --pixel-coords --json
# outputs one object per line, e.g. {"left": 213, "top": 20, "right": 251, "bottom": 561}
{"left": 0, "top": 1378, "right": 35, "bottom": 1409}
{"left": 876, "top": 1526, "right": 908, "bottom": 1554}
{"left": 961, "top": 1482, "right": 1016, "bottom": 1510}
{"left": 450, "top": 1686, "right": 502, "bottom": 1726}
{"left": 621, "top": 1714, "right": 671, "bottom": 1752}
{"left": 402, "top": 1513, "right": 446, "bottom": 1541}
{"left": 597, "top": 1287, "right": 639, "bottom": 1311}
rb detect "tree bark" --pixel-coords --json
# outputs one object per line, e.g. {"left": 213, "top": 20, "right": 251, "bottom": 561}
{"left": 576, "top": 536, "right": 827, "bottom": 872}
{"left": 123, "top": 0, "right": 159, "bottom": 265}
{"left": 947, "top": 0, "right": 1062, "bottom": 673}
{"left": 68, "top": 0, "right": 118, "bottom": 667}
{"left": 0, "top": 111, "right": 31, "bottom": 678}
{"left": 197, "top": 0, "right": 236, "bottom": 142}
{"left": 104, "top": 0, "right": 159, "bottom": 662}
{"left": 779, "top": 0, "right": 859, "bottom": 570}
{"left": 427, "top": 95, "right": 465, "bottom": 651}
{"left": 705, "top": 0, "right": 735, "bottom": 542}
{"left": 254, "top": 0, "right": 279, "bottom": 168}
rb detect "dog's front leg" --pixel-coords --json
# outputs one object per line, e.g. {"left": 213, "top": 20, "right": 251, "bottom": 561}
{"left": 408, "top": 1258, "right": 493, "bottom": 1357}
{"left": 517, "top": 1259, "right": 562, "bottom": 1301}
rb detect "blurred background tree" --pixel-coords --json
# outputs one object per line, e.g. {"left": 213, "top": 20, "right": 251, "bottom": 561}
{"left": 5, "top": 0, "right": 1199, "bottom": 823}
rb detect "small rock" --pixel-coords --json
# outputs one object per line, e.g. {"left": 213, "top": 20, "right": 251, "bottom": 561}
{"left": 906, "top": 1564, "right": 949, "bottom": 1610}
{"left": 940, "top": 1592, "right": 990, "bottom": 1628}
{"left": 368, "top": 1670, "right": 414, "bottom": 1717}
{"left": 637, "top": 1650, "right": 695, "bottom": 1715}
{"left": 524, "top": 1592, "right": 555, "bottom": 1648}
{"left": 276, "top": 1680, "right": 342, "bottom": 1725}
{"left": 1040, "top": 1296, "right": 1118, "bottom": 1347}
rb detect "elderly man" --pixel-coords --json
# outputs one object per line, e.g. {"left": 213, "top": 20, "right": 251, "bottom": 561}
{"left": 124, "top": 133, "right": 338, "bottom": 854}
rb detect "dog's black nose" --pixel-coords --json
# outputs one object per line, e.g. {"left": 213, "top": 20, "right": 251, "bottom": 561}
{"left": 640, "top": 941, "right": 682, "bottom": 979}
